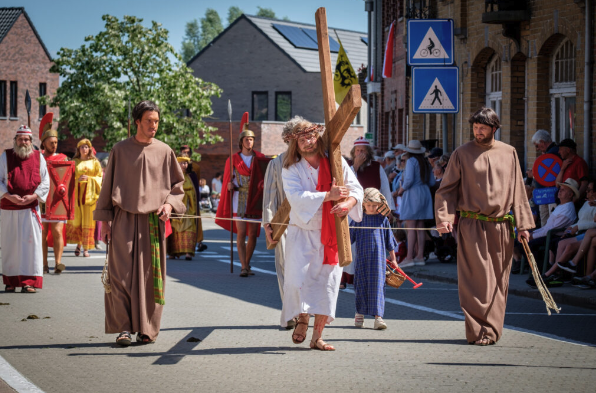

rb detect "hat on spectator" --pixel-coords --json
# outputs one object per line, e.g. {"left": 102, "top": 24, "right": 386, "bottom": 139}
{"left": 428, "top": 147, "right": 443, "bottom": 159}
{"left": 383, "top": 151, "right": 395, "bottom": 159}
{"left": 559, "top": 138, "right": 577, "bottom": 150}
{"left": 404, "top": 140, "right": 426, "bottom": 154}
{"left": 391, "top": 143, "right": 406, "bottom": 151}
{"left": 557, "top": 178, "right": 580, "bottom": 199}
{"left": 354, "top": 136, "right": 370, "bottom": 146}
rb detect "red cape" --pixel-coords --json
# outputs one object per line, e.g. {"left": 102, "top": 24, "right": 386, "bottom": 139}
{"left": 215, "top": 150, "right": 269, "bottom": 234}
{"left": 44, "top": 153, "right": 69, "bottom": 247}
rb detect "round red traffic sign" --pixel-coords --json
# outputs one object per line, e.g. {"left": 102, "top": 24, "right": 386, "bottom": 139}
{"left": 532, "top": 153, "right": 562, "bottom": 187}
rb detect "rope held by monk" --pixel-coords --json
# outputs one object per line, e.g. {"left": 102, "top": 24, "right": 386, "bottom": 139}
{"left": 101, "top": 241, "right": 111, "bottom": 293}
{"left": 170, "top": 213, "right": 436, "bottom": 231}
{"left": 521, "top": 237, "right": 561, "bottom": 315}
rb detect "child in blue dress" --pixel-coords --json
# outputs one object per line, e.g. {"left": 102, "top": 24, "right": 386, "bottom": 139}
{"left": 350, "top": 188, "right": 398, "bottom": 330}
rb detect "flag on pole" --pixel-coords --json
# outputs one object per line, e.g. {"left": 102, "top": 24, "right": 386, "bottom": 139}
{"left": 383, "top": 21, "right": 395, "bottom": 78}
{"left": 334, "top": 36, "right": 359, "bottom": 105}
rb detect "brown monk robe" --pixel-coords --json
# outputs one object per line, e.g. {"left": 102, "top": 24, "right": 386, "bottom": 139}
{"left": 435, "top": 139, "right": 534, "bottom": 344}
{"left": 94, "top": 137, "right": 185, "bottom": 341}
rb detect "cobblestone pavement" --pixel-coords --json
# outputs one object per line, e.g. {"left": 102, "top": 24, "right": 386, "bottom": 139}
{"left": 1, "top": 218, "right": 595, "bottom": 392}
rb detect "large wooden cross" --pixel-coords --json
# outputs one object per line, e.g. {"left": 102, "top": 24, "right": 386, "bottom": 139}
{"left": 267, "top": 8, "right": 362, "bottom": 267}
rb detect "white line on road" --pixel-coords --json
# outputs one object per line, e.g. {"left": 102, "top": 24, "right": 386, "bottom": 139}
{"left": 0, "top": 355, "right": 44, "bottom": 393}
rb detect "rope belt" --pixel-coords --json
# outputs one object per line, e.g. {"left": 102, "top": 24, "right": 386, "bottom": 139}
{"left": 459, "top": 210, "right": 516, "bottom": 239}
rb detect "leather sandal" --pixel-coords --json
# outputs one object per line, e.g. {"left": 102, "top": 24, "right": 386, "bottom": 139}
{"left": 21, "top": 285, "right": 36, "bottom": 293}
{"left": 55, "top": 263, "right": 66, "bottom": 274}
{"left": 239, "top": 269, "right": 249, "bottom": 277}
{"left": 310, "top": 337, "right": 335, "bottom": 351}
{"left": 5, "top": 285, "right": 15, "bottom": 293}
{"left": 116, "top": 331, "right": 132, "bottom": 346}
{"left": 83, "top": 250, "right": 90, "bottom": 257}
{"left": 292, "top": 320, "right": 309, "bottom": 344}
{"left": 43, "top": 266, "right": 50, "bottom": 274}
{"left": 137, "top": 333, "right": 155, "bottom": 345}
{"left": 74, "top": 245, "right": 81, "bottom": 256}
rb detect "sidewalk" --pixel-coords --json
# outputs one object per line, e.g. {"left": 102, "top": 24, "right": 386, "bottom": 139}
{"left": 403, "top": 258, "right": 596, "bottom": 311}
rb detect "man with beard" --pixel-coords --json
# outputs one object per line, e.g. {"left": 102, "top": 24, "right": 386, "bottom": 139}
{"left": 215, "top": 113, "right": 268, "bottom": 277}
{"left": 95, "top": 100, "right": 185, "bottom": 345}
{"left": 280, "top": 118, "right": 363, "bottom": 351}
{"left": 435, "top": 107, "right": 534, "bottom": 346}
{"left": 39, "top": 113, "right": 69, "bottom": 274}
{"left": 0, "top": 125, "right": 50, "bottom": 293}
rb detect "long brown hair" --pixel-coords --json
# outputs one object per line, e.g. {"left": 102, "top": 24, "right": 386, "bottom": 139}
{"left": 73, "top": 139, "right": 97, "bottom": 160}
{"left": 283, "top": 136, "right": 327, "bottom": 169}
{"left": 403, "top": 152, "right": 431, "bottom": 184}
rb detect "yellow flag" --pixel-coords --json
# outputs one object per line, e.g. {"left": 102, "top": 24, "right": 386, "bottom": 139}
{"left": 334, "top": 40, "right": 359, "bottom": 105}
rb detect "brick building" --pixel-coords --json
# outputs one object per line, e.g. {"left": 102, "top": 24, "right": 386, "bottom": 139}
{"left": 187, "top": 14, "right": 369, "bottom": 182}
{"left": 0, "top": 7, "right": 58, "bottom": 151}
{"left": 368, "top": 0, "right": 595, "bottom": 172}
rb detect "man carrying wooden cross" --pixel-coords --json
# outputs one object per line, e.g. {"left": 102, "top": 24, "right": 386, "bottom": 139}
{"left": 280, "top": 118, "right": 363, "bottom": 351}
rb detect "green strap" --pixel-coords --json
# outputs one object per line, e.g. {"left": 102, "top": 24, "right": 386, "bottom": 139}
{"left": 149, "top": 213, "right": 165, "bottom": 305}
{"left": 460, "top": 211, "right": 516, "bottom": 239}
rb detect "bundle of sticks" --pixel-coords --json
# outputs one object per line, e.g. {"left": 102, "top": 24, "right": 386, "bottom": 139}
{"left": 521, "top": 237, "right": 560, "bottom": 315}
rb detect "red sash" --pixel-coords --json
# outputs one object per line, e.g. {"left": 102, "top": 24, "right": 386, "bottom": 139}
{"left": 317, "top": 157, "right": 339, "bottom": 266}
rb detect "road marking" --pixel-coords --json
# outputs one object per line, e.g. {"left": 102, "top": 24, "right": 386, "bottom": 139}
{"left": 220, "top": 246, "right": 270, "bottom": 255}
{"left": 0, "top": 355, "right": 44, "bottom": 393}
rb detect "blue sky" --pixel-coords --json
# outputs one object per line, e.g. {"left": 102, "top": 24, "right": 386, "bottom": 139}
{"left": 14, "top": 0, "right": 368, "bottom": 59}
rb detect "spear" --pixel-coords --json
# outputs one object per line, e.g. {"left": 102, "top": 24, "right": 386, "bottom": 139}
{"left": 25, "top": 90, "right": 31, "bottom": 128}
{"left": 228, "top": 99, "right": 234, "bottom": 274}
{"left": 127, "top": 97, "right": 131, "bottom": 138}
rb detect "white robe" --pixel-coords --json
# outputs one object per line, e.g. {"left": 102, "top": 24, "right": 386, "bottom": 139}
{"left": 0, "top": 152, "right": 49, "bottom": 287}
{"left": 280, "top": 156, "right": 363, "bottom": 327}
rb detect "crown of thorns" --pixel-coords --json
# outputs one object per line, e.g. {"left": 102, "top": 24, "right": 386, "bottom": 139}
{"left": 282, "top": 124, "right": 325, "bottom": 143}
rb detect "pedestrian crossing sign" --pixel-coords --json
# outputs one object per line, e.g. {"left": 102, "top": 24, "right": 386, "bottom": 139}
{"left": 408, "top": 19, "right": 454, "bottom": 66}
{"left": 412, "top": 67, "right": 459, "bottom": 114}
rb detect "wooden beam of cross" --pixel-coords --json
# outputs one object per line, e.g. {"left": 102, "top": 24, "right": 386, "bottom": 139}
{"left": 267, "top": 8, "right": 362, "bottom": 267}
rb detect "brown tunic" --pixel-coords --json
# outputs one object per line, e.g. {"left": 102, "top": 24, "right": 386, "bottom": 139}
{"left": 435, "top": 139, "right": 534, "bottom": 343}
{"left": 94, "top": 137, "right": 185, "bottom": 340}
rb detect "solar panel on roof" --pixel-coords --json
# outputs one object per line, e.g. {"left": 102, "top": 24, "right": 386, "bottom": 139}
{"left": 272, "top": 23, "right": 318, "bottom": 50}
{"left": 302, "top": 28, "right": 340, "bottom": 52}
{"left": 361, "top": 36, "right": 368, "bottom": 45}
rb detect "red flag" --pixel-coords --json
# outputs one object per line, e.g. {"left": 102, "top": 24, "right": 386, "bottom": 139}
{"left": 383, "top": 21, "right": 395, "bottom": 78}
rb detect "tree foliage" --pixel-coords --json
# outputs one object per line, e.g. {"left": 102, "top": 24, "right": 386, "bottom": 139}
{"left": 180, "top": 19, "right": 200, "bottom": 63}
{"left": 41, "top": 15, "right": 222, "bottom": 158}
{"left": 256, "top": 7, "right": 276, "bottom": 18}
{"left": 199, "top": 9, "right": 224, "bottom": 49}
{"left": 227, "top": 6, "right": 243, "bottom": 26}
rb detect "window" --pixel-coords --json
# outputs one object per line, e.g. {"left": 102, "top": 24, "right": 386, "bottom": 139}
{"left": 0, "top": 81, "right": 6, "bottom": 117}
{"left": 275, "top": 92, "right": 291, "bottom": 121}
{"left": 252, "top": 92, "right": 268, "bottom": 121}
{"left": 550, "top": 38, "right": 577, "bottom": 141}
{"left": 485, "top": 55, "right": 502, "bottom": 140}
{"left": 39, "top": 83, "right": 47, "bottom": 118}
{"left": 9, "top": 81, "right": 17, "bottom": 118}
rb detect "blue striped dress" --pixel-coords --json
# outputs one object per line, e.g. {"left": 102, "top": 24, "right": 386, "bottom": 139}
{"left": 350, "top": 213, "right": 398, "bottom": 317}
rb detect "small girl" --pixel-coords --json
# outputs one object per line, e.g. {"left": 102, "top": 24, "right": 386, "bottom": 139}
{"left": 393, "top": 229, "right": 407, "bottom": 264}
{"left": 350, "top": 188, "right": 399, "bottom": 330}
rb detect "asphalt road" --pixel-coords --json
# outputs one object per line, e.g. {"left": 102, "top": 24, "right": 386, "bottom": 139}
{"left": 0, "top": 217, "right": 595, "bottom": 392}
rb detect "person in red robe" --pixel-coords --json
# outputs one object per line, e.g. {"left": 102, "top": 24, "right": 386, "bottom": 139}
{"left": 39, "top": 113, "right": 69, "bottom": 274}
{"left": 215, "top": 112, "right": 269, "bottom": 277}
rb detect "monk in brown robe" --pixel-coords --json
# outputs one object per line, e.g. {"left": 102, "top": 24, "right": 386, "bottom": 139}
{"left": 435, "top": 107, "right": 534, "bottom": 346}
{"left": 95, "top": 100, "right": 185, "bottom": 346}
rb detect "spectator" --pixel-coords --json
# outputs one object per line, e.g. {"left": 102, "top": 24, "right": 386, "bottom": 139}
{"left": 198, "top": 178, "right": 210, "bottom": 210}
{"left": 526, "top": 130, "right": 559, "bottom": 227}
{"left": 383, "top": 150, "right": 396, "bottom": 178}
{"left": 427, "top": 147, "right": 443, "bottom": 168}
{"left": 391, "top": 143, "right": 406, "bottom": 157}
{"left": 512, "top": 178, "right": 578, "bottom": 273}
{"left": 556, "top": 139, "right": 589, "bottom": 203}
{"left": 397, "top": 140, "right": 435, "bottom": 267}
{"left": 391, "top": 154, "right": 406, "bottom": 216}
{"left": 430, "top": 155, "right": 449, "bottom": 205}
{"left": 211, "top": 172, "right": 222, "bottom": 210}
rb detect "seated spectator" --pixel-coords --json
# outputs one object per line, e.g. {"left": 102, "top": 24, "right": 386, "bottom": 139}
{"left": 211, "top": 172, "right": 222, "bottom": 210}
{"left": 525, "top": 185, "right": 540, "bottom": 227}
{"left": 198, "top": 178, "right": 210, "bottom": 210}
{"left": 527, "top": 129, "right": 559, "bottom": 228}
{"left": 512, "top": 178, "right": 578, "bottom": 274}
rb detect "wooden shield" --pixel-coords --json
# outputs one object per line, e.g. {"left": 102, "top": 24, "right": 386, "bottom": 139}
{"left": 45, "top": 161, "right": 75, "bottom": 221}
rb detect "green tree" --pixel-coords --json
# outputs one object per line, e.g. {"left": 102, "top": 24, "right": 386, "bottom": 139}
{"left": 199, "top": 8, "right": 223, "bottom": 49}
{"left": 256, "top": 7, "right": 276, "bottom": 18}
{"left": 227, "top": 6, "right": 243, "bottom": 25}
{"left": 180, "top": 19, "right": 200, "bottom": 62}
{"left": 40, "top": 15, "right": 222, "bottom": 158}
